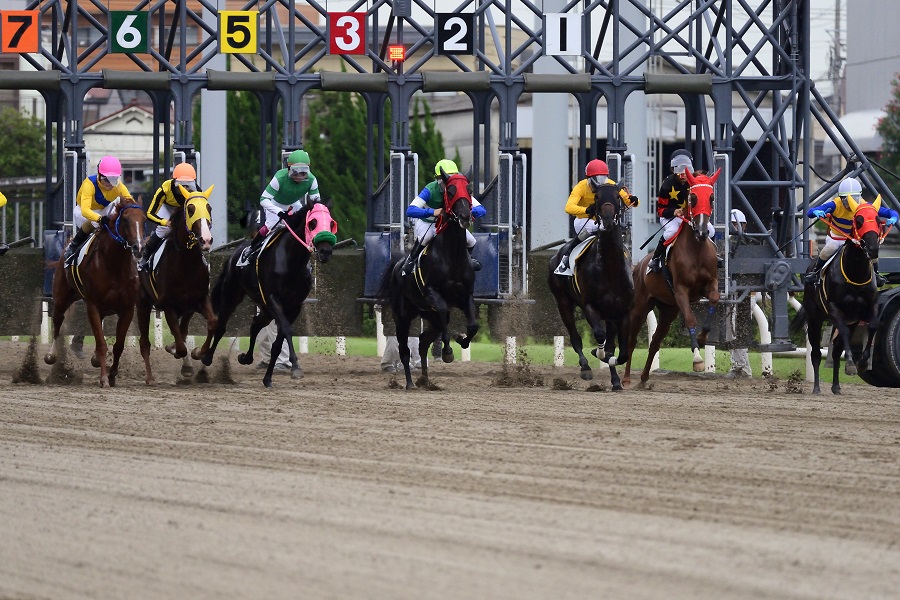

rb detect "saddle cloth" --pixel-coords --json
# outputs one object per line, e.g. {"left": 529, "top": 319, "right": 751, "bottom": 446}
{"left": 553, "top": 238, "right": 595, "bottom": 276}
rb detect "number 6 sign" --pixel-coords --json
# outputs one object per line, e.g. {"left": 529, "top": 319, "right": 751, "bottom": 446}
{"left": 329, "top": 12, "right": 366, "bottom": 55}
{"left": 109, "top": 11, "right": 149, "bottom": 54}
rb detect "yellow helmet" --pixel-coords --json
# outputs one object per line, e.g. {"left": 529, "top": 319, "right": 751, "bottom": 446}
{"left": 434, "top": 159, "right": 459, "bottom": 177}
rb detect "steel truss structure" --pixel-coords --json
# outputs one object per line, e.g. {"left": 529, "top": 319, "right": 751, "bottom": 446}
{"left": 5, "top": 0, "right": 895, "bottom": 348}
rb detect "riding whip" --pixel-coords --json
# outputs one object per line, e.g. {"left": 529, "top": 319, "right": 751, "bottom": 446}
{"left": 639, "top": 222, "right": 666, "bottom": 250}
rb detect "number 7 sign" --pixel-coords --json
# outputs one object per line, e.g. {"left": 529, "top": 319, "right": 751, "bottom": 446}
{"left": 1, "top": 11, "right": 40, "bottom": 53}
{"left": 329, "top": 13, "right": 366, "bottom": 55}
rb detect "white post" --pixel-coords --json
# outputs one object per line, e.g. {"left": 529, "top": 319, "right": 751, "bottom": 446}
{"left": 505, "top": 336, "right": 517, "bottom": 364}
{"left": 186, "top": 336, "right": 195, "bottom": 353}
{"left": 128, "top": 336, "right": 137, "bottom": 347}
{"left": 40, "top": 301, "right": 49, "bottom": 344}
{"left": 751, "top": 293, "right": 773, "bottom": 376}
{"left": 335, "top": 336, "right": 346, "bottom": 356}
{"left": 646, "top": 311, "right": 660, "bottom": 371}
{"left": 554, "top": 335, "right": 565, "bottom": 367}
{"left": 375, "top": 305, "right": 386, "bottom": 357}
{"left": 704, "top": 345, "right": 716, "bottom": 372}
{"left": 11, "top": 335, "right": 18, "bottom": 342}
{"left": 154, "top": 311, "right": 163, "bottom": 349}
{"left": 461, "top": 346, "right": 471, "bottom": 362}
{"left": 299, "top": 336, "right": 309, "bottom": 354}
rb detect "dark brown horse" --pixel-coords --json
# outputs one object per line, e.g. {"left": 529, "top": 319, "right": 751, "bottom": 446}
{"left": 44, "top": 203, "right": 146, "bottom": 387}
{"left": 794, "top": 200, "right": 883, "bottom": 394}
{"left": 384, "top": 171, "right": 479, "bottom": 390}
{"left": 137, "top": 186, "right": 216, "bottom": 385}
{"left": 548, "top": 183, "right": 633, "bottom": 389}
{"left": 201, "top": 201, "right": 336, "bottom": 388}
{"left": 625, "top": 169, "right": 721, "bottom": 386}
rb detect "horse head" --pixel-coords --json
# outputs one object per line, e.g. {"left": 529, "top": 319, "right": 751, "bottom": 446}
{"left": 437, "top": 171, "right": 473, "bottom": 232}
{"left": 684, "top": 168, "right": 721, "bottom": 241}
{"left": 303, "top": 201, "right": 337, "bottom": 263}
{"left": 593, "top": 183, "right": 625, "bottom": 232}
{"left": 178, "top": 184, "right": 214, "bottom": 252}
{"left": 107, "top": 202, "right": 146, "bottom": 258}
{"left": 850, "top": 199, "right": 882, "bottom": 261}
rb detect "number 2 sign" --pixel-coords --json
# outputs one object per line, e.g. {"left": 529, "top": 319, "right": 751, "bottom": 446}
{"left": 436, "top": 14, "right": 473, "bottom": 56}
{"left": 329, "top": 13, "right": 366, "bottom": 55}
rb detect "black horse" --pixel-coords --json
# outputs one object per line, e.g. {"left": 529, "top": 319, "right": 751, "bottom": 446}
{"left": 201, "top": 201, "right": 337, "bottom": 387}
{"left": 548, "top": 183, "right": 634, "bottom": 389}
{"left": 137, "top": 187, "right": 216, "bottom": 385}
{"left": 794, "top": 201, "right": 883, "bottom": 394}
{"left": 385, "top": 171, "right": 479, "bottom": 390}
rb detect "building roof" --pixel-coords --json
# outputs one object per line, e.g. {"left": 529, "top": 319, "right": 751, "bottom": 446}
{"left": 822, "top": 109, "right": 884, "bottom": 156}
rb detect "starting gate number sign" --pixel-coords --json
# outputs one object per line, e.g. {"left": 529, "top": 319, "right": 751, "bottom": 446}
{"left": 0, "top": 10, "right": 39, "bottom": 53}
{"left": 109, "top": 12, "right": 149, "bottom": 53}
{"left": 544, "top": 13, "right": 582, "bottom": 57}
{"left": 436, "top": 14, "right": 474, "bottom": 56}
{"left": 219, "top": 11, "right": 259, "bottom": 54}
{"left": 329, "top": 13, "right": 366, "bottom": 55}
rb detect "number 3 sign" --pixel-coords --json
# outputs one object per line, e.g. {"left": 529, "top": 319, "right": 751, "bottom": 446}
{"left": 329, "top": 13, "right": 366, "bottom": 55}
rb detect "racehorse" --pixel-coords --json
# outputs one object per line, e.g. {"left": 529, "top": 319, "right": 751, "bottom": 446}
{"left": 625, "top": 169, "right": 722, "bottom": 386}
{"left": 44, "top": 202, "right": 146, "bottom": 387}
{"left": 201, "top": 201, "right": 337, "bottom": 387}
{"left": 137, "top": 186, "right": 216, "bottom": 385}
{"left": 794, "top": 199, "right": 884, "bottom": 394}
{"left": 384, "top": 170, "right": 479, "bottom": 390}
{"left": 548, "top": 182, "right": 633, "bottom": 389}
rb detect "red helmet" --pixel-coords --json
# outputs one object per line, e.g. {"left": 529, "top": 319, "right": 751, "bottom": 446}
{"left": 585, "top": 159, "right": 609, "bottom": 178}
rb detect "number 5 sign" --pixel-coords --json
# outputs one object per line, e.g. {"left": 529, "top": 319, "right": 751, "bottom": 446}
{"left": 1, "top": 11, "right": 40, "bottom": 53}
{"left": 329, "top": 13, "right": 366, "bottom": 55}
{"left": 109, "top": 12, "right": 149, "bottom": 53}
{"left": 219, "top": 11, "right": 258, "bottom": 54}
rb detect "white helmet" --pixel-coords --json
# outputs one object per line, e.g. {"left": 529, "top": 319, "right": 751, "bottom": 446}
{"left": 838, "top": 177, "right": 862, "bottom": 197}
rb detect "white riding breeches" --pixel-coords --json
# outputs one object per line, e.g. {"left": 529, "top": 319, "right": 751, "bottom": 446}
{"left": 153, "top": 204, "right": 175, "bottom": 238}
{"left": 818, "top": 235, "right": 845, "bottom": 260}
{"left": 573, "top": 217, "right": 599, "bottom": 240}
{"left": 74, "top": 201, "right": 117, "bottom": 230}
{"left": 413, "top": 219, "right": 476, "bottom": 249}
{"left": 660, "top": 217, "right": 715, "bottom": 241}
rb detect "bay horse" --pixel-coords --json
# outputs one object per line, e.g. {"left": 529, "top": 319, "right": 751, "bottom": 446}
{"left": 548, "top": 183, "right": 633, "bottom": 389}
{"left": 201, "top": 201, "right": 337, "bottom": 387}
{"left": 44, "top": 202, "right": 146, "bottom": 387}
{"left": 137, "top": 186, "right": 216, "bottom": 385}
{"left": 384, "top": 170, "right": 479, "bottom": 390}
{"left": 795, "top": 199, "right": 883, "bottom": 394}
{"left": 625, "top": 169, "right": 722, "bottom": 386}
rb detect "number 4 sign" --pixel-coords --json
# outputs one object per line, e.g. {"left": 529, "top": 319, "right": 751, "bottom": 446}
{"left": 329, "top": 13, "right": 366, "bottom": 55}
{"left": 544, "top": 13, "right": 581, "bottom": 57}
{"left": 1, "top": 10, "right": 40, "bottom": 53}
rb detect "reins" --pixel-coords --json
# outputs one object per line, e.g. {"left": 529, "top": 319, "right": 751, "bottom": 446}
{"left": 104, "top": 204, "right": 143, "bottom": 248}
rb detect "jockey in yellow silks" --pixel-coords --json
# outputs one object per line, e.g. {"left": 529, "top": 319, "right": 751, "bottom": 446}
{"left": 63, "top": 155, "right": 135, "bottom": 260}
{"left": 139, "top": 162, "right": 203, "bottom": 271}
{"left": 804, "top": 176, "right": 899, "bottom": 286}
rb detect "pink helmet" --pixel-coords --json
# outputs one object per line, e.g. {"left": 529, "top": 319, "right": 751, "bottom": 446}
{"left": 98, "top": 156, "right": 122, "bottom": 177}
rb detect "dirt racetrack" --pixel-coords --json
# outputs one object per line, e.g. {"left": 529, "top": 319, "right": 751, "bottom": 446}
{"left": 1, "top": 338, "right": 899, "bottom": 599}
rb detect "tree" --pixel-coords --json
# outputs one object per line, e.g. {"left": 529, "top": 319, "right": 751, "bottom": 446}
{"left": 876, "top": 76, "right": 900, "bottom": 200}
{"left": 0, "top": 107, "right": 45, "bottom": 177}
{"left": 409, "top": 98, "right": 446, "bottom": 185}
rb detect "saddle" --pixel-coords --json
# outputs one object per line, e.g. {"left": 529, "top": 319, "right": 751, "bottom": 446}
{"left": 552, "top": 238, "right": 595, "bottom": 276}
{"left": 64, "top": 232, "right": 98, "bottom": 268}
{"left": 236, "top": 225, "right": 282, "bottom": 267}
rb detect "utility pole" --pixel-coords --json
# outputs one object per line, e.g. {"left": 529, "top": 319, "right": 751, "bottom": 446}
{"left": 829, "top": 0, "right": 844, "bottom": 115}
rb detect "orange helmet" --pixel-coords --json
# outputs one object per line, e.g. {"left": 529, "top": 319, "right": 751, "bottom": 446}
{"left": 173, "top": 162, "right": 197, "bottom": 182}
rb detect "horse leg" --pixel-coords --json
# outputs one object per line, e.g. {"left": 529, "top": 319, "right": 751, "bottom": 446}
{"left": 697, "top": 285, "right": 720, "bottom": 348}
{"left": 273, "top": 308, "right": 303, "bottom": 381}
{"left": 673, "top": 287, "right": 704, "bottom": 371}
{"left": 417, "top": 317, "right": 443, "bottom": 387}
{"left": 162, "top": 309, "right": 187, "bottom": 359}
{"left": 193, "top": 296, "right": 218, "bottom": 361}
{"left": 553, "top": 294, "right": 592, "bottom": 380}
{"left": 108, "top": 305, "right": 134, "bottom": 388}
{"left": 238, "top": 310, "right": 271, "bottom": 366}
{"left": 84, "top": 304, "right": 109, "bottom": 388}
{"left": 831, "top": 330, "right": 845, "bottom": 395}
{"left": 202, "top": 271, "right": 245, "bottom": 367}
{"left": 624, "top": 299, "right": 652, "bottom": 387}
{"left": 642, "top": 304, "right": 679, "bottom": 384}
{"left": 44, "top": 272, "right": 77, "bottom": 366}
{"left": 454, "top": 295, "right": 479, "bottom": 349}
{"left": 807, "top": 314, "right": 824, "bottom": 395}
{"left": 858, "top": 318, "right": 879, "bottom": 372}
{"left": 137, "top": 297, "right": 155, "bottom": 386}
{"left": 602, "top": 320, "right": 624, "bottom": 391}
{"left": 423, "top": 289, "right": 453, "bottom": 363}
{"left": 176, "top": 313, "right": 196, "bottom": 377}
{"left": 829, "top": 307, "right": 855, "bottom": 393}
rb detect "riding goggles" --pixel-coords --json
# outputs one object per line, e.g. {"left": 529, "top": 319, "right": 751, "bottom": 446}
{"left": 289, "top": 164, "right": 310, "bottom": 178}
{"left": 100, "top": 174, "right": 120, "bottom": 187}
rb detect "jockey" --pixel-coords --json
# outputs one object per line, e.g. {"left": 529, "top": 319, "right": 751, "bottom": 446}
{"left": 64, "top": 155, "right": 135, "bottom": 260}
{"left": 138, "top": 162, "right": 199, "bottom": 271}
{"left": 804, "top": 176, "right": 898, "bottom": 286}
{"left": 0, "top": 192, "right": 7, "bottom": 255}
{"left": 401, "top": 159, "right": 486, "bottom": 276}
{"left": 648, "top": 150, "right": 716, "bottom": 272}
{"left": 248, "top": 149, "right": 322, "bottom": 254}
{"left": 557, "top": 159, "right": 639, "bottom": 271}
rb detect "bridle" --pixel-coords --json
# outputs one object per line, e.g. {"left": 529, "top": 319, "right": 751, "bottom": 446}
{"left": 103, "top": 204, "right": 143, "bottom": 249}
{"left": 592, "top": 183, "right": 625, "bottom": 232}
{"left": 436, "top": 174, "right": 473, "bottom": 234}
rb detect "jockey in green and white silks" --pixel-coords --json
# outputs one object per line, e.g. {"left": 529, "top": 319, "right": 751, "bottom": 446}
{"left": 259, "top": 149, "right": 321, "bottom": 231}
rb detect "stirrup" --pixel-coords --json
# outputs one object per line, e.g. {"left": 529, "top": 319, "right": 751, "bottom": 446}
{"left": 875, "top": 273, "right": 886, "bottom": 287}
{"left": 471, "top": 257, "right": 482, "bottom": 271}
{"left": 803, "top": 271, "right": 819, "bottom": 285}
{"left": 649, "top": 257, "right": 662, "bottom": 273}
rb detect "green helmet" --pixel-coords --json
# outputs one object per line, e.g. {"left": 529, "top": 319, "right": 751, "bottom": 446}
{"left": 434, "top": 159, "right": 459, "bottom": 177}
{"left": 288, "top": 149, "right": 310, "bottom": 166}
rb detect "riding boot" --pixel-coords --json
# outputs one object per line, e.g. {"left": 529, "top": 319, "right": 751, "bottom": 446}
{"left": 138, "top": 232, "right": 164, "bottom": 271}
{"left": 557, "top": 237, "right": 580, "bottom": 271}
{"left": 402, "top": 240, "right": 423, "bottom": 277}
{"left": 874, "top": 261, "right": 886, "bottom": 287}
{"left": 648, "top": 237, "right": 666, "bottom": 272}
{"left": 64, "top": 228, "right": 89, "bottom": 261}
{"left": 0, "top": 243, "right": 8, "bottom": 256}
{"left": 468, "top": 247, "right": 482, "bottom": 271}
{"left": 803, "top": 257, "right": 826, "bottom": 284}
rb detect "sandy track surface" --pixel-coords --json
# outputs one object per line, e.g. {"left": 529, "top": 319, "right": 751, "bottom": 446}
{"left": 1, "top": 340, "right": 898, "bottom": 599}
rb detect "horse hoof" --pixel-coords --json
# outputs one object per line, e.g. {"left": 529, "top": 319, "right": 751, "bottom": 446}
{"left": 100, "top": 379, "right": 109, "bottom": 388}
{"left": 442, "top": 350, "right": 455, "bottom": 363}
{"left": 201, "top": 355, "right": 213, "bottom": 367}
{"left": 692, "top": 361, "right": 704, "bottom": 372}
{"left": 291, "top": 368, "right": 303, "bottom": 379}
{"left": 845, "top": 364, "right": 857, "bottom": 376}
{"left": 832, "top": 386, "right": 841, "bottom": 395}
{"left": 91, "top": 356, "right": 100, "bottom": 368}
{"left": 263, "top": 379, "right": 273, "bottom": 388}
{"left": 612, "top": 384, "right": 624, "bottom": 391}
{"left": 813, "top": 386, "right": 821, "bottom": 395}
{"left": 454, "top": 334, "right": 470, "bottom": 349}
{"left": 145, "top": 378, "right": 156, "bottom": 386}
{"left": 180, "top": 366, "right": 194, "bottom": 378}
{"left": 44, "top": 353, "right": 56, "bottom": 365}
{"left": 237, "top": 353, "right": 253, "bottom": 365}
{"left": 165, "top": 343, "right": 176, "bottom": 355}
{"left": 191, "top": 349, "right": 204, "bottom": 361}
{"left": 580, "top": 369, "right": 593, "bottom": 381}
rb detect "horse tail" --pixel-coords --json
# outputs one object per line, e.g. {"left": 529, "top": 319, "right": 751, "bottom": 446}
{"left": 789, "top": 306, "right": 807, "bottom": 336}
{"left": 375, "top": 257, "right": 403, "bottom": 303}
{"left": 209, "top": 258, "right": 232, "bottom": 313}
